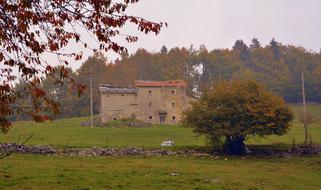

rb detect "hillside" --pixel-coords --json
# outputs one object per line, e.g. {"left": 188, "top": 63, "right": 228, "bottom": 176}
{"left": 2, "top": 104, "right": 320, "bottom": 148}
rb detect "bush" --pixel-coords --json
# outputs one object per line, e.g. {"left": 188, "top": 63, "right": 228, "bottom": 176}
{"left": 182, "top": 80, "right": 294, "bottom": 155}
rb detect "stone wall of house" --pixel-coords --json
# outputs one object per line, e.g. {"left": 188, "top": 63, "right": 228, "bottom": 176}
{"left": 100, "top": 83, "right": 194, "bottom": 125}
{"left": 136, "top": 86, "right": 190, "bottom": 125}
{"left": 100, "top": 93, "right": 137, "bottom": 123}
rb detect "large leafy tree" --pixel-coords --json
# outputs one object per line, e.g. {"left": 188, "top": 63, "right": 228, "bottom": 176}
{"left": 74, "top": 53, "right": 108, "bottom": 115}
{"left": 42, "top": 66, "right": 76, "bottom": 118}
{"left": 182, "top": 80, "right": 294, "bottom": 155}
{"left": 0, "top": 0, "right": 164, "bottom": 132}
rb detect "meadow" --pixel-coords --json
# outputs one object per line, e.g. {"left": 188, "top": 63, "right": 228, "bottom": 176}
{"left": 0, "top": 121, "right": 320, "bottom": 149}
{"left": 0, "top": 104, "right": 320, "bottom": 190}
{"left": 1, "top": 154, "right": 321, "bottom": 190}
{"left": 0, "top": 104, "right": 320, "bottom": 148}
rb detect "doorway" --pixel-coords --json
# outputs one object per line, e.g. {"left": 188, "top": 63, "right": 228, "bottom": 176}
{"left": 159, "top": 113, "right": 167, "bottom": 125}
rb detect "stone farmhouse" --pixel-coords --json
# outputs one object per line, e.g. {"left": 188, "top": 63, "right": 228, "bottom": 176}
{"left": 99, "top": 80, "right": 195, "bottom": 125}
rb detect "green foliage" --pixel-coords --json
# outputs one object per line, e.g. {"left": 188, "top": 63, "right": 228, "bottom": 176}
{"left": 41, "top": 53, "right": 107, "bottom": 119}
{"left": 42, "top": 67, "right": 77, "bottom": 118}
{"left": 74, "top": 53, "right": 108, "bottom": 115}
{"left": 182, "top": 80, "right": 294, "bottom": 154}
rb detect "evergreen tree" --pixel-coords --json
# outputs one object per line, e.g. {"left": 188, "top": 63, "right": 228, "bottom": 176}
{"left": 160, "top": 45, "right": 168, "bottom": 54}
{"left": 269, "top": 38, "right": 282, "bottom": 60}
{"left": 233, "top": 39, "right": 251, "bottom": 63}
{"left": 250, "top": 38, "right": 261, "bottom": 49}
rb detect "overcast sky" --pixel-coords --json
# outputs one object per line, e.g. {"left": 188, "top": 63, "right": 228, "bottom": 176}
{"left": 50, "top": 0, "right": 321, "bottom": 69}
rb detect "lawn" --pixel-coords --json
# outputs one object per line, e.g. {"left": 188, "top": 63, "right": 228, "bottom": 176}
{"left": 0, "top": 104, "right": 320, "bottom": 190}
{"left": 0, "top": 123, "right": 320, "bottom": 149}
{"left": 0, "top": 154, "right": 320, "bottom": 190}
{"left": 289, "top": 103, "right": 321, "bottom": 122}
{"left": 1, "top": 120, "right": 205, "bottom": 148}
{"left": 0, "top": 104, "right": 320, "bottom": 148}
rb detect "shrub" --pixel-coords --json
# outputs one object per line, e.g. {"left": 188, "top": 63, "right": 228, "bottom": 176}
{"left": 182, "top": 80, "right": 294, "bottom": 155}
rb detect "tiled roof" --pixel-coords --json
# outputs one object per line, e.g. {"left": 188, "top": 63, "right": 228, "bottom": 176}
{"left": 99, "top": 85, "right": 137, "bottom": 94}
{"left": 134, "top": 80, "right": 187, "bottom": 87}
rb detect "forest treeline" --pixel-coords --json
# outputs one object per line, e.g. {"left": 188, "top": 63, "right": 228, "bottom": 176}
{"left": 13, "top": 38, "right": 321, "bottom": 120}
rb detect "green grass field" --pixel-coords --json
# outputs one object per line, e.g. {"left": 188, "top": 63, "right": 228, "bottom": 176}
{"left": 0, "top": 121, "right": 320, "bottom": 149}
{"left": 1, "top": 118, "right": 205, "bottom": 148}
{"left": 0, "top": 104, "right": 320, "bottom": 148}
{"left": 1, "top": 154, "right": 321, "bottom": 190}
{"left": 289, "top": 103, "right": 321, "bottom": 122}
{"left": 0, "top": 104, "right": 320, "bottom": 190}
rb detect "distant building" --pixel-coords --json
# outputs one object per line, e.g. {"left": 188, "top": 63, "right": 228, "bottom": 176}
{"left": 99, "top": 80, "right": 195, "bottom": 125}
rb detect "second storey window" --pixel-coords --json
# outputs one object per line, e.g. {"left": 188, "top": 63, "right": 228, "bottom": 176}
{"left": 172, "top": 102, "right": 175, "bottom": 108}
{"left": 149, "top": 90, "right": 152, "bottom": 94}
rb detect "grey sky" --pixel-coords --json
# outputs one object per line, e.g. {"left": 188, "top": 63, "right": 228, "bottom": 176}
{"left": 49, "top": 0, "right": 321, "bottom": 69}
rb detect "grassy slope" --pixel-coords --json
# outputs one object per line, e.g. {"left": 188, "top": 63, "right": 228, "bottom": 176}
{"left": 1, "top": 154, "right": 320, "bottom": 190}
{"left": 0, "top": 104, "right": 320, "bottom": 148}
{"left": 289, "top": 104, "right": 321, "bottom": 122}
{"left": 1, "top": 123, "right": 320, "bottom": 148}
{"left": 0, "top": 104, "right": 320, "bottom": 190}
{"left": 1, "top": 121, "right": 204, "bottom": 148}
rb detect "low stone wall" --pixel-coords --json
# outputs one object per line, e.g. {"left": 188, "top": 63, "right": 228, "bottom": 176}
{"left": 62, "top": 147, "right": 208, "bottom": 157}
{"left": 0, "top": 143, "right": 56, "bottom": 155}
{"left": 80, "top": 118, "right": 152, "bottom": 128}
{"left": 1, "top": 143, "right": 320, "bottom": 157}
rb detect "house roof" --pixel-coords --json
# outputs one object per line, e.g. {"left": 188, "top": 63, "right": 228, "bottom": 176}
{"left": 99, "top": 85, "right": 137, "bottom": 94}
{"left": 134, "top": 80, "right": 187, "bottom": 87}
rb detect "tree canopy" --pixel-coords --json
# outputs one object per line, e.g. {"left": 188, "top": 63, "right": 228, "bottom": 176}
{"left": 92, "top": 39, "right": 321, "bottom": 102}
{"left": 13, "top": 38, "right": 321, "bottom": 121}
{"left": 182, "top": 80, "right": 294, "bottom": 155}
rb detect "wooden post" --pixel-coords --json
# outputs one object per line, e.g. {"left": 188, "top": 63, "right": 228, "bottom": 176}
{"left": 301, "top": 69, "right": 308, "bottom": 144}
{"left": 90, "top": 66, "right": 94, "bottom": 128}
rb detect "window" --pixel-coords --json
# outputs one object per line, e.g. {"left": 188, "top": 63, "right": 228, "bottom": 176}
{"left": 106, "top": 95, "right": 109, "bottom": 97}
{"left": 149, "top": 116, "right": 153, "bottom": 120}
{"left": 172, "top": 116, "right": 176, "bottom": 120}
{"left": 172, "top": 102, "right": 175, "bottom": 108}
{"left": 148, "top": 90, "right": 152, "bottom": 94}
{"left": 148, "top": 102, "right": 152, "bottom": 107}
{"left": 121, "top": 94, "right": 124, "bottom": 96}
{"left": 113, "top": 118, "right": 117, "bottom": 120}
{"left": 172, "top": 90, "right": 176, "bottom": 94}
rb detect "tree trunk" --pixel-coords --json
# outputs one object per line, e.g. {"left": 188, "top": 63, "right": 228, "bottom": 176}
{"left": 224, "top": 135, "right": 246, "bottom": 155}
